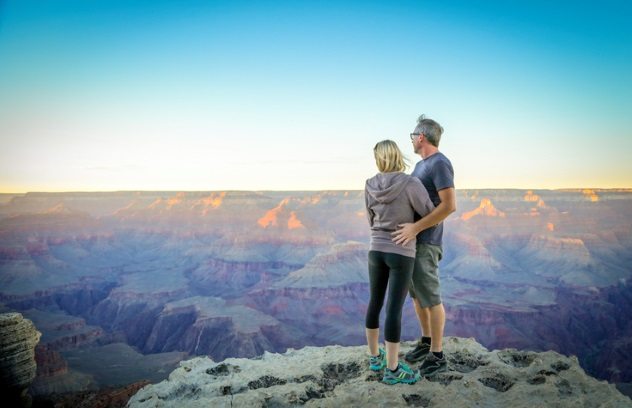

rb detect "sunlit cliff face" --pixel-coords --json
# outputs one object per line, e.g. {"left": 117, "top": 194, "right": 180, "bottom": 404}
{"left": 524, "top": 190, "right": 540, "bottom": 202}
{"left": 523, "top": 191, "right": 547, "bottom": 210}
{"left": 257, "top": 199, "right": 287, "bottom": 228}
{"left": 145, "top": 192, "right": 227, "bottom": 215}
{"left": 200, "top": 192, "right": 226, "bottom": 216}
{"left": 461, "top": 198, "right": 506, "bottom": 221}
{"left": 582, "top": 189, "right": 600, "bottom": 202}
{"left": 201, "top": 192, "right": 226, "bottom": 209}
{"left": 287, "top": 212, "right": 304, "bottom": 230}
{"left": 257, "top": 198, "right": 305, "bottom": 230}
{"left": 166, "top": 192, "right": 187, "bottom": 209}
{"left": 43, "top": 203, "right": 72, "bottom": 215}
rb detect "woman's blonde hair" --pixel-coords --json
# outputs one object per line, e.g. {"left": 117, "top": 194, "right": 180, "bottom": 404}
{"left": 373, "top": 140, "right": 409, "bottom": 173}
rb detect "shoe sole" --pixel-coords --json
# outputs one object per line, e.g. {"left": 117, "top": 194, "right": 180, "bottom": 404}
{"left": 419, "top": 365, "right": 448, "bottom": 377}
{"left": 382, "top": 376, "right": 420, "bottom": 385}
{"left": 404, "top": 353, "right": 428, "bottom": 363}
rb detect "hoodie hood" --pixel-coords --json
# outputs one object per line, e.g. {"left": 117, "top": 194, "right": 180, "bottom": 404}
{"left": 366, "top": 172, "right": 410, "bottom": 204}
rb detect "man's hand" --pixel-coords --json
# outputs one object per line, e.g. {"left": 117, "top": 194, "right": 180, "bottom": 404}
{"left": 392, "top": 223, "right": 419, "bottom": 246}
{"left": 392, "top": 187, "right": 456, "bottom": 247}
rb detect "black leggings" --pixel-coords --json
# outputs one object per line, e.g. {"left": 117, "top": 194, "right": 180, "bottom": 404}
{"left": 365, "top": 250, "right": 414, "bottom": 343}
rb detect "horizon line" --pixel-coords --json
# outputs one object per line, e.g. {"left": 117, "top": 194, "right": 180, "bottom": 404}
{"left": 2, "top": 187, "right": 632, "bottom": 195}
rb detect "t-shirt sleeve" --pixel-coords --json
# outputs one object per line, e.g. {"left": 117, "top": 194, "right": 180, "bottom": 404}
{"left": 407, "top": 178, "right": 435, "bottom": 218}
{"left": 432, "top": 159, "right": 455, "bottom": 191}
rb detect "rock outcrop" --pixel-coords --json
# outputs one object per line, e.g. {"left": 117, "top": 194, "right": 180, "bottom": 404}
{"left": 33, "top": 380, "right": 151, "bottom": 408}
{"left": 0, "top": 312, "right": 42, "bottom": 408}
{"left": 127, "top": 337, "right": 631, "bottom": 407}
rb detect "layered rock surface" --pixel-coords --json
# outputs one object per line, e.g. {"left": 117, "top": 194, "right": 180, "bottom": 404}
{"left": 127, "top": 337, "right": 631, "bottom": 407}
{"left": 0, "top": 312, "right": 41, "bottom": 407}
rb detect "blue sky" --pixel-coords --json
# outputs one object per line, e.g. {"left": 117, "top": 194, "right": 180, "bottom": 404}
{"left": 1, "top": 0, "right": 631, "bottom": 192}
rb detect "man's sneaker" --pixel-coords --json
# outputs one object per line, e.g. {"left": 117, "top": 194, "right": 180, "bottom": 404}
{"left": 369, "top": 348, "right": 386, "bottom": 371}
{"left": 382, "top": 362, "right": 421, "bottom": 385}
{"left": 417, "top": 352, "right": 448, "bottom": 377}
{"left": 405, "top": 340, "right": 430, "bottom": 363}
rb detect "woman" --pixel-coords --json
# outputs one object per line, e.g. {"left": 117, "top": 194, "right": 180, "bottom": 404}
{"left": 364, "top": 139, "right": 434, "bottom": 385}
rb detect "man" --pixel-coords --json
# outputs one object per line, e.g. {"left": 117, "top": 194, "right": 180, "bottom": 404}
{"left": 392, "top": 114, "right": 456, "bottom": 377}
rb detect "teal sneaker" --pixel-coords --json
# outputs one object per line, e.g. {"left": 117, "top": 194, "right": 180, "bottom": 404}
{"left": 369, "top": 348, "right": 386, "bottom": 371}
{"left": 382, "top": 362, "right": 421, "bottom": 385}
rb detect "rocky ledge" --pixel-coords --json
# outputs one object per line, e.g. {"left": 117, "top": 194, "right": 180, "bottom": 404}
{"left": 127, "top": 336, "right": 631, "bottom": 407}
{"left": 0, "top": 312, "right": 42, "bottom": 407}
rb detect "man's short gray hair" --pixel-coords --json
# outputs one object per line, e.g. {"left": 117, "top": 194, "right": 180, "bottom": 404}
{"left": 414, "top": 114, "right": 444, "bottom": 147}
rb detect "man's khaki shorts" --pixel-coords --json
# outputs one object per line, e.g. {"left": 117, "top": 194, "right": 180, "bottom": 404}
{"left": 409, "top": 243, "right": 443, "bottom": 308}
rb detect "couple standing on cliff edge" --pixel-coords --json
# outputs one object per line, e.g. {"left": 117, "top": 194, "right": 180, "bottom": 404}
{"left": 364, "top": 114, "right": 456, "bottom": 385}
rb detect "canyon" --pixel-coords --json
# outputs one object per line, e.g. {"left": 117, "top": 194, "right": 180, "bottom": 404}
{"left": 0, "top": 189, "right": 631, "bottom": 400}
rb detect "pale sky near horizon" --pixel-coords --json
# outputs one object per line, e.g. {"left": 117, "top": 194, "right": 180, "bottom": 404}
{"left": 1, "top": 0, "right": 631, "bottom": 193}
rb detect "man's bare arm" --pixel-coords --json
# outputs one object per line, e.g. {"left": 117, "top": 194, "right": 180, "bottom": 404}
{"left": 391, "top": 187, "right": 456, "bottom": 246}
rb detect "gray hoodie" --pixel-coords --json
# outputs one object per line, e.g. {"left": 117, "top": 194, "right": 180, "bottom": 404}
{"left": 365, "top": 172, "right": 435, "bottom": 257}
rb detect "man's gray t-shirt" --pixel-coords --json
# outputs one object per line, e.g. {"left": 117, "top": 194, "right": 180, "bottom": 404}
{"left": 411, "top": 152, "right": 454, "bottom": 246}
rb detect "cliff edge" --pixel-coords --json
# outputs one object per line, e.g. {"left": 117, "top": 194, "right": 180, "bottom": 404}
{"left": 127, "top": 336, "right": 631, "bottom": 407}
{"left": 0, "top": 312, "right": 41, "bottom": 408}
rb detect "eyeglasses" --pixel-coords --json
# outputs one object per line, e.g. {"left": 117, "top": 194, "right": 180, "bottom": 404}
{"left": 410, "top": 133, "right": 421, "bottom": 140}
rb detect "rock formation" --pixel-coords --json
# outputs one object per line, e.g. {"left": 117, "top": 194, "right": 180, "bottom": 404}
{"left": 127, "top": 336, "right": 631, "bottom": 407}
{"left": 32, "top": 380, "right": 151, "bottom": 408}
{"left": 0, "top": 312, "right": 42, "bottom": 408}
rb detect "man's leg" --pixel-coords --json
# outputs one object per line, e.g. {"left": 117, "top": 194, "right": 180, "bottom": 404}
{"left": 414, "top": 244, "right": 447, "bottom": 377}
{"left": 414, "top": 243, "right": 444, "bottom": 351}
{"left": 413, "top": 298, "right": 431, "bottom": 338}
{"left": 418, "top": 301, "right": 447, "bottom": 377}
{"left": 429, "top": 303, "right": 445, "bottom": 352}
{"left": 405, "top": 244, "right": 437, "bottom": 363}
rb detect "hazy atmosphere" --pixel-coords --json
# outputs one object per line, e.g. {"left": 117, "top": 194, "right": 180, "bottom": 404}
{"left": 1, "top": 0, "right": 631, "bottom": 192}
